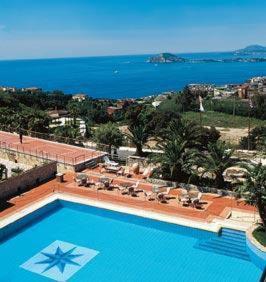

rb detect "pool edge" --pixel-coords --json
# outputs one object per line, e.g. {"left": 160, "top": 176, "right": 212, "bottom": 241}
{"left": 0, "top": 192, "right": 254, "bottom": 235}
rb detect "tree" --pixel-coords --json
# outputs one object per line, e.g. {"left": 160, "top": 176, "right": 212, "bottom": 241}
{"left": 239, "top": 126, "right": 266, "bottom": 152}
{"left": 180, "top": 86, "right": 198, "bottom": 111}
{"left": 126, "top": 124, "right": 151, "bottom": 156}
{"left": 94, "top": 123, "right": 123, "bottom": 153}
{"left": 148, "top": 109, "right": 181, "bottom": 138}
{"left": 0, "top": 164, "right": 7, "bottom": 180}
{"left": 54, "top": 125, "right": 81, "bottom": 144}
{"left": 163, "top": 119, "right": 203, "bottom": 149}
{"left": 152, "top": 119, "right": 202, "bottom": 182}
{"left": 124, "top": 105, "right": 155, "bottom": 156}
{"left": 236, "top": 163, "right": 266, "bottom": 228}
{"left": 153, "top": 137, "right": 200, "bottom": 182}
{"left": 199, "top": 126, "right": 221, "bottom": 149}
{"left": 200, "top": 141, "right": 236, "bottom": 189}
{"left": 67, "top": 101, "right": 80, "bottom": 126}
{"left": 11, "top": 167, "right": 24, "bottom": 177}
{"left": 22, "top": 108, "right": 51, "bottom": 133}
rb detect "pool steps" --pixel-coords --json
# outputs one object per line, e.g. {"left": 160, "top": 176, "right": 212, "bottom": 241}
{"left": 196, "top": 228, "right": 250, "bottom": 261}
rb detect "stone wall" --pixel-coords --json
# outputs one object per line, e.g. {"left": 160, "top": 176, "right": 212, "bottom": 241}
{"left": 0, "top": 162, "right": 57, "bottom": 199}
{"left": 148, "top": 177, "right": 236, "bottom": 196}
{"left": 0, "top": 148, "right": 45, "bottom": 167}
{"left": 0, "top": 148, "right": 104, "bottom": 173}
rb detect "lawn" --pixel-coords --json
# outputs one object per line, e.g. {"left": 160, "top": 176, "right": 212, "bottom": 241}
{"left": 253, "top": 226, "right": 266, "bottom": 247}
{"left": 182, "top": 111, "right": 265, "bottom": 128}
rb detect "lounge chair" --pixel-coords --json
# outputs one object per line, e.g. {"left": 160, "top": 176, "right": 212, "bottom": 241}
{"left": 157, "top": 192, "right": 168, "bottom": 203}
{"left": 116, "top": 182, "right": 132, "bottom": 194}
{"left": 84, "top": 177, "right": 95, "bottom": 187}
{"left": 74, "top": 173, "right": 88, "bottom": 186}
{"left": 95, "top": 176, "right": 110, "bottom": 190}
{"left": 191, "top": 192, "right": 203, "bottom": 208}
{"left": 116, "top": 167, "right": 125, "bottom": 176}
{"left": 103, "top": 156, "right": 119, "bottom": 167}
{"left": 178, "top": 190, "right": 190, "bottom": 206}
{"left": 142, "top": 167, "right": 152, "bottom": 179}
{"left": 161, "top": 187, "right": 173, "bottom": 199}
{"left": 123, "top": 167, "right": 132, "bottom": 178}
{"left": 143, "top": 190, "right": 156, "bottom": 201}
{"left": 126, "top": 181, "right": 142, "bottom": 196}
{"left": 130, "top": 181, "right": 140, "bottom": 190}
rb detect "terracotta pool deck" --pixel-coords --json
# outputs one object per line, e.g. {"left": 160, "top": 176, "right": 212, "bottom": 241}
{"left": 0, "top": 170, "right": 256, "bottom": 227}
{"left": 0, "top": 131, "right": 104, "bottom": 165}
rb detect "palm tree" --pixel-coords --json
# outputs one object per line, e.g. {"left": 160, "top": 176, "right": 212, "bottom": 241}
{"left": 236, "top": 162, "right": 266, "bottom": 228}
{"left": 154, "top": 137, "right": 200, "bottom": 182}
{"left": 126, "top": 124, "right": 151, "bottom": 156}
{"left": 200, "top": 141, "right": 236, "bottom": 189}
{"left": 163, "top": 119, "right": 202, "bottom": 149}
{"left": 152, "top": 119, "right": 202, "bottom": 182}
{"left": 67, "top": 101, "right": 80, "bottom": 126}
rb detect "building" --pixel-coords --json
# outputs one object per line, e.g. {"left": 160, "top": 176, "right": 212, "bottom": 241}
{"left": 0, "top": 86, "right": 17, "bottom": 92}
{"left": 21, "top": 87, "right": 42, "bottom": 94}
{"left": 72, "top": 94, "right": 87, "bottom": 102}
{"left": 107, "top": 106, "right": 122, "bottom": 116}
{"left": 47, "top": 109, "right": 69, "bottom": 119}
{"left": 248, "top": 76, "right": 266, "bottom": 96}
{"left": 237, "top": 84, "right": 249, "bottom": 99}
{"left": 213, "top": 85, "right": 237, "bottom": 98}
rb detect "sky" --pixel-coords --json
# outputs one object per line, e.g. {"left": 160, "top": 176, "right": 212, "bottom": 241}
{"left": 0, "top": 0, "right": 266, "bottom": 59}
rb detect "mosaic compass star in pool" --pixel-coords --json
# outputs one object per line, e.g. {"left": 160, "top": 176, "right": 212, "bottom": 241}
{"left": 20, "top": 240, "right": 99, "bottom": 281}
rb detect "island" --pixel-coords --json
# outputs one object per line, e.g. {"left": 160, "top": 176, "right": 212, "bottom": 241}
{"left": 148, "top": 53, "right": 187, "bottom": 63}
{"left": 148, "top": 52, "right": 266, "bottom": 64}
{"left": 234, "top": 44, "right": 266, "bottom": 55}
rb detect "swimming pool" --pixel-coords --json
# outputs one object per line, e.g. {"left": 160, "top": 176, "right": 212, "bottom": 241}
{"left": 0, "top": 199, "right": 263, "bottom": 281}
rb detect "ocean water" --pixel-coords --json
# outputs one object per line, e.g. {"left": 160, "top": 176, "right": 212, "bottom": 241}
{"left": 0, "top": 200, "right": 262, "bottom": 281}
{"left": 0, "top": 52, "right": 266, "bottom": 99}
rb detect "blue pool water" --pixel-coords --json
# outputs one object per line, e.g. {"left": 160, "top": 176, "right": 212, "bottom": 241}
{"left": 1, "top": 52, "right": 266, "bottom": 98}
{"left": 0, "top": 200, "right": 262, "bottom": 281}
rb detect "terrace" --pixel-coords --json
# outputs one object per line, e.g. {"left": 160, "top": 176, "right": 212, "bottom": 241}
{"left": 0, "top": 131, "right": 106, "bottom": 172}
{"left": 0, "top": 166, "right": 258, "bottom": 231}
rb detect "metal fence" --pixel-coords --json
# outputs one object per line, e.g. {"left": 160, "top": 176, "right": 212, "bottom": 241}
{"left": 0, "top": 126, "right": 125, "bottom": 165}
{"left": 0, "top": 140, "right": 79, "bottom": 165}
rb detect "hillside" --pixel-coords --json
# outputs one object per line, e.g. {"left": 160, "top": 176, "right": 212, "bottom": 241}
{"left": 148, "top": 53, "right": 187, "bottom": 63}
{"left": 234, "top": 44, "right": 266, "bottom": 54}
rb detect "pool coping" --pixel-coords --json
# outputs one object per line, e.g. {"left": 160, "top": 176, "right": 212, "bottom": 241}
{"left": 0, "top": 192, "right": 256, "bottom": 235}
{"left": 247, "top": 225, "right": 266, "bottom": 253}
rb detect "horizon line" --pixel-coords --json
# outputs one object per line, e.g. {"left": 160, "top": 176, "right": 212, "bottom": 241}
{"left": 0, "top": 49, "right": 236, "bottom": 63}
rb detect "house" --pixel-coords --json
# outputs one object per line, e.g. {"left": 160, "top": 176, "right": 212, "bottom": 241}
{"left": 21, "top": 87, "right": 42, "bottom": 94}
{"left": 188, "top": 84, "right": 214, "bottom": 96}
{"left": 47, "top": 109, "right": 69, "bottom": 119}
{"left": 245, "top": 76, "right": 266, "bottom": 96}
{"left": 0, "top": 86, "right": 17, "bottom": 93}
{"left": 213, "top": 86, "right": 237, "bottom": 98}
{"left": 237, "top": 84, "right": 249, "bottom": 99}
{"left": 47, "top": 109, "right": 86, "bottom": 136}
{"left": 72, "top": 93, "right": 86, "bottom": 102}
{"left": 151, "top": 93, "right": 169, "bottom": 107}
{"left": 107, "top": 106, "right": 122, "bottom": 116}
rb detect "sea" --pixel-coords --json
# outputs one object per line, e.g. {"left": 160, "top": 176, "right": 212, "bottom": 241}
{"left": 0, "top": 52, "right": 266, "bottom": 99}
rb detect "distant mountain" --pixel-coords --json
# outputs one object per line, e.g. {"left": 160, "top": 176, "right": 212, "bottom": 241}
{"left": 234, "top": 45, "right": 266, "bottom": 54}
{"left": 148, "top": 53, "right": 187, "bottom": 63}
